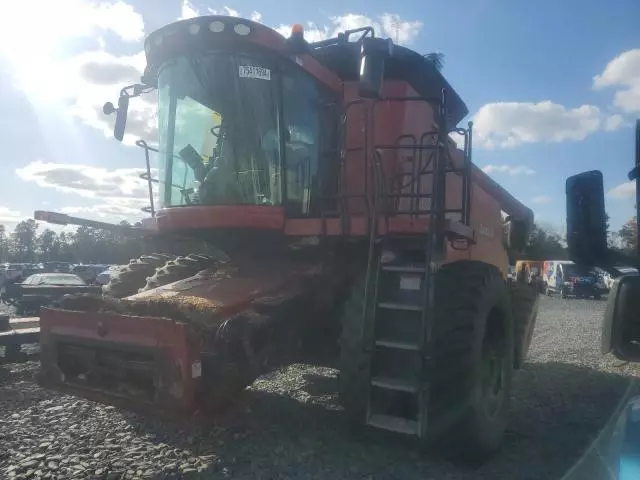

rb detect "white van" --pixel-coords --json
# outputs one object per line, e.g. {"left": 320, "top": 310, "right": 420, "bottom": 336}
{"left": 543, "top": 260, "right": 600, "bottom": 299}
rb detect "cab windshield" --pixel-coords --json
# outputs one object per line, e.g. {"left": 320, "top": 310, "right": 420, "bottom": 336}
{"left": 157, "top": 53, "right": 281, "bottom": 207}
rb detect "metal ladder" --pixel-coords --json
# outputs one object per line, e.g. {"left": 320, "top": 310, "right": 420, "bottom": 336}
{"left": 362, "top": 92, "right": 472, "bottom": 438}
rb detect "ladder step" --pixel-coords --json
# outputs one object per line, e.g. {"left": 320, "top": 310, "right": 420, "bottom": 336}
{"left": 371, "top": 376, "right": 419, "bottom": 393}
{"left": 378, "top": 302, "right": 423, "bottom": 312}
{"left": 381, "top": 265, "right": 426, "bottom": 273}
{"left": 375, "top": 339, "right": 420, "bottom": 350}
{"left": 367, "top": 414, "right": 418, "bottom": 435}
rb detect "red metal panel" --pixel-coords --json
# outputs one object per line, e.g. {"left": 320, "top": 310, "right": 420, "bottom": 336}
{"left": 153, "top": 205, "right": 286, "bottom": 231}
{"left": 39, "top": 308, "right": 199, "bottom": 412}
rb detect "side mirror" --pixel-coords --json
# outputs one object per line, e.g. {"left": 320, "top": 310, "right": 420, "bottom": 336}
{"left": 566, "top": 170, "right": 608, "bottom": 265}
{"left": 603, "top": 274, "right": 640, "bottom": 361}
{"left": 359, "top": 37, "right": 393, "bottom": 99}
{"left": 102, "top": 95, "right": 129, "bottom": 142}
{"left": 505, "top": 218, "right": 528, "bottom": 252}
{"left": 114, "top": 95, "right": 129, "bottom": 141}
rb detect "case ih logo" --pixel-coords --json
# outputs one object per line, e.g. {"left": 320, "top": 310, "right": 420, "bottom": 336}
{"left": 475, "top": 223, "right": 495, "bottom": 239}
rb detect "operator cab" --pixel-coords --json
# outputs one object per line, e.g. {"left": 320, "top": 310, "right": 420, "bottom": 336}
{"left": 105, "top": 16, "right": 352, "bottom": 222}
{"left": 103, "top": 15, "right": 526, "bottom": 244}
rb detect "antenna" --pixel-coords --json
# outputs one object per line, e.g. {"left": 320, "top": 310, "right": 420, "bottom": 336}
{"left": 390, "top": 18, "right": 400, "bottom": 44}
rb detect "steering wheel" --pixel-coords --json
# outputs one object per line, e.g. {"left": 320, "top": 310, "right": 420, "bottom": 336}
{"left": 210, "top": 125, "right": 222, "bottom": 138}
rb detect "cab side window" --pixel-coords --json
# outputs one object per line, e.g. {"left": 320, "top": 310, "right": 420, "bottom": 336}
{"left": 281, "top": 68, "right": 319, "bottom": 216}
{"left": 281, "top": 66, "right": 339, "bottom": 217}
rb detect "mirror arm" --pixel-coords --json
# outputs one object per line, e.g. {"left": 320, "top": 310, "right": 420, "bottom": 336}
{"left": 119, "top": 83, "right": 154, "bottom": 100}
{"left": 594, "top": 249, "right": 640, "bottom": 277}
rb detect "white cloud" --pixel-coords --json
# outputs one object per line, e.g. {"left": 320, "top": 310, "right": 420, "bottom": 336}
{"left": 473, "top": 101, "right": 602, "bottom": 149}
{"left": 60, "top": 202, "right": 146, "bottom": 221}
{"left": 276, "top": 13, "right": 422, "bottom": 45}
{"left": 532, "top": 195, "right": 552, "bottom": 204}
{"left": 16, "top": 161, "right": 154, "bottom": 200}
{"left": 604, "top": 114, "right": 624, "bottom": 131}
{"left": 16, "top": 161, "right": 157, "bottom": 223}
{"left": 481, "top": 164, "right": 536, "bottom": 176}
{"left": 593, "top": 49, "right": 640, "bottom": 114}
{"left": 179, "top": 0, "right": 199, "bottom": 20}
{"left": 378, "top": 14, "right": 423, "bottom": 45}
{"left": 450, "top": 132, "right": 466, "bottom": 150}
{"left": 63, "top": 50, "right": 155, "bottom": 145}
{"left": 608, "top": 181, "right": 635, "bottom": 200}
{"left": 211, "top": 6, "right": 240, "bottom": 17}
{"left": 59, "top": 195, "right": 157, "bottom": 223}
{"left": 250, "top": 11, "right": 263, "bottom": 23}
{"left": 180, "top": 2, "right": 243, "bottom": 21}
{"left": 0, "top": 0, "right": 144, "bottom": 91}
{"left": 0, "top": 207, "right": 22, "bottom": 223}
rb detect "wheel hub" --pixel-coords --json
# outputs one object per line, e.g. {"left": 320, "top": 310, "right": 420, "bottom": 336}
{"left": 481, "top": 341, "right": 505, "bottom": 419}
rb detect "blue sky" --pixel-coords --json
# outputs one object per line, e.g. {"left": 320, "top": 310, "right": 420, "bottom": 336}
{"left": 0, "top": 0, "right": 638, "bottom": 236}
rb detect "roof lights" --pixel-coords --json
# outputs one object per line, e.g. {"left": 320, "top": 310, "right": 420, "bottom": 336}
{"left": 233, "top": 23, "right": 251, "bottom": 35}
{"left": 209, "top": 20, "right": 225, "bottom": 32}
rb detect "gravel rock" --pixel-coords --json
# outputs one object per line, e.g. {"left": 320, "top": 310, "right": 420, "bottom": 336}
{"left": 0, "top": 296, "right": 638, "bottom": 479}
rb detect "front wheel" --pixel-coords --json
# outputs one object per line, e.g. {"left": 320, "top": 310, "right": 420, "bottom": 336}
{"left": 429, "top": 261, "right": 514, "bottom": 464}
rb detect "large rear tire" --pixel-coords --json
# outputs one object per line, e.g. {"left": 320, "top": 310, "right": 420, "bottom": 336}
{"left": 103, "top": 254, "right": 175, "bottom": 298}
{"left": 430, "top": 261, "right": 514, "bottom": 464}
{"left": 140, "top": 254, "right": 220, "bottom": 292}
{"left": 338, "top": 260, "right": 514, "bottom": 463}
{"left": 337, "top": 272, "right": 371, "bottom": 425}
{"left": 511, "top": 280, "right": 540, "bottom": 369}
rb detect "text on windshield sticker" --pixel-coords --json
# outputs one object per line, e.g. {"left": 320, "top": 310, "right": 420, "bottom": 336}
{"left": 239, "top": 65, "right": 271, "bottom": 80}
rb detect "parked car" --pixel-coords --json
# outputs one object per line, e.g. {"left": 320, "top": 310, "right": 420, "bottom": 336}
{"left": 601, "top": 266, "right": 639, "bottom": 290}
{"left": 1, "top": 273, "right": 102, "bottom": 315}
{"left": 95, "top": 265, "right": 122, "bottom": 286}
{"left": 71, "top": 264, "right": 109, "bottom": 284}
{"left": 42, "top": 262, "right": 72, "bottom": 273}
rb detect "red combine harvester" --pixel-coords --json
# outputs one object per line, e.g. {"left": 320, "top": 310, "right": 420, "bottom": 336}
{"left": 35, "top": 16, "right": 539, "bottom": 462}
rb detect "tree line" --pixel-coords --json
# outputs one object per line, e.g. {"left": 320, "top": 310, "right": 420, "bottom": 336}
{"left": 516, "top": 214, "right": 639, "bottom": 262}
{"left": 0, "top": 216, "right": 636, "bottom": 266}
{"left": 0, "top": 219, "right": 144, "bottom": 265}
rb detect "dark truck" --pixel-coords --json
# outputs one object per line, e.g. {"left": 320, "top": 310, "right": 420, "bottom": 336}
{"left": 1, "top": 273, "right": 102, "bottom": 315}
{"left": 562, "top": 263, "right": 601, "bottom": 300}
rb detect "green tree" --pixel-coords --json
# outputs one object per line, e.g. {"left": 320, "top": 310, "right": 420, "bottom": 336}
{"left": 0, "top": 224, "right": 7, "bottom": 263}
{"left": 37, "top": 229, "right": 57, "bottom": 262}
{"left": 617, "top": 216, "right": 637, "bottom": 253}
{"left": 520, "top": 223, "right": 567, "bottom": 261}
{"left": 11, "top": 219, "right": 39, "bottom": 262}
{"left": 605, "top": 212, "right": 612, "bottom": 247}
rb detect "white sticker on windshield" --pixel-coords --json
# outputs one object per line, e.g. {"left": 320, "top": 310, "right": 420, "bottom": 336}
{"left": 239, "top": 65, "right": 271, "bottom": 80}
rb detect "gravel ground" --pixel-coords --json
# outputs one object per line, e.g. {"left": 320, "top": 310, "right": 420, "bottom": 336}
{"left": 1, "top": 296, "right": 639, "bottom": 479}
